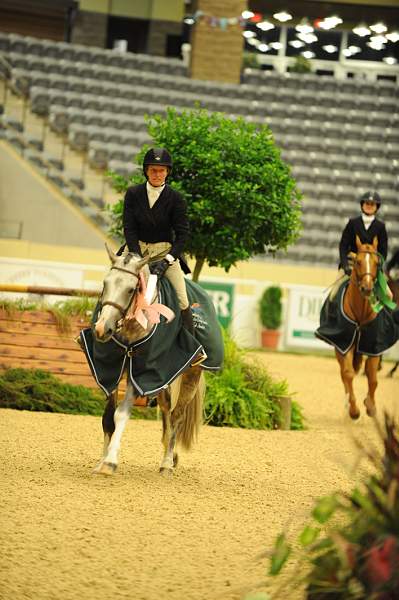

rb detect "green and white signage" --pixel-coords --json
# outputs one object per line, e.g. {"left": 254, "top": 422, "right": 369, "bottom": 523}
{"left": 199, "top": 280, "right": 235, "bottom": 328}
{"left": 285, "top": 285, "right": 330, "bottom": 350}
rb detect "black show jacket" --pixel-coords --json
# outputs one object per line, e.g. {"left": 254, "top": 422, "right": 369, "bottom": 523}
{"left": 123, "top": 183, "right": 190, "bottom": 261}
{"left": 339, "top": 215, "right": 388, "bottom": 268}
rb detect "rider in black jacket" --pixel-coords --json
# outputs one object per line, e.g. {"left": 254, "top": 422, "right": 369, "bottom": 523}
{"left": 122, "top": 148, "right": 197, "bottom": 340}
{"left": 339, "top": 191, "right": 388, "bottom": 275}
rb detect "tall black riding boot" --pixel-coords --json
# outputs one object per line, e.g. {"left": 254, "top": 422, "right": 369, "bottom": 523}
{"left": 180, "top": 307, "right": 206, "bottom": 366}
{"left": 181, "top": 306, "right": 194, "bottom": 335}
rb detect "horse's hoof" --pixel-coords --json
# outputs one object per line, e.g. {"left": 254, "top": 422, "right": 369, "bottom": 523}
{"left": 159, "top": 467, "right": 173, "bottom": 477}
{"left": 348, "top": 403, "right": 360, "bottom": 420}
{"left": 93, "top": 461, "right": 117, "bottom": 476}
{"left": 349, "top": 410, "right": 361, "bottom": 420}
{"left": 364, "top": 400, "right": 376, "bottom": 417}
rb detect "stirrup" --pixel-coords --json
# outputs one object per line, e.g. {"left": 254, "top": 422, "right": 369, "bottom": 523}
{"left": 191, "top": 351, "right": 207, "bottom": 367}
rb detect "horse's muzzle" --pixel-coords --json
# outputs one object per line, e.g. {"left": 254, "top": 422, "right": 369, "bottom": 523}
{"left": 94, "top": 319, "right": 114, "bottom": 343}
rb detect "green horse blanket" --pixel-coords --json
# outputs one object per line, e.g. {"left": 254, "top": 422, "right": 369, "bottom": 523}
{"left": 315, "top": 280, "right": 399, "bottom": 356}
{"left": 80, "top": 278, "right": 224, "bottom": 396}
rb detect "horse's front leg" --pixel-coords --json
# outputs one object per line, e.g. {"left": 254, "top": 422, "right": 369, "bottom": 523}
{"left": 364, "top": 356, "right": 379, "bottom": 417}
{"left": 158, "top": 389, "right": 178, "bottom": 476}
{"left": 92, "top": 391, "right": 117, "bottom": 473}
{"left": 335, "top": 348, "right": 360, "bottom": 420}
{"left": 93, "top": 382, "right": 134, "bottom": 475}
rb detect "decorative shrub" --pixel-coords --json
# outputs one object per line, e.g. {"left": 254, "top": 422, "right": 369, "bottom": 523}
{"left": 204, "top": 331, "right": 304, "bottom": 430}
{"left": 259, "top": 286, "right": 282, "bottom": 330}
{"left": 0, "top": 368, "right": 156, "bottom": 420}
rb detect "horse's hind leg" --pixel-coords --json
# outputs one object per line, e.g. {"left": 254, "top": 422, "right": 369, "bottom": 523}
{"left": 388, "top": 361, "right": 399, "bottom": 378}
{"left": 93, "top": 383, "right": 134, "bottom": 475}
{"left": 364, "top": 356, "right": 379, "bottom": 417}
{"left": 158, "top": 389, "right": 178, "bottom": 476}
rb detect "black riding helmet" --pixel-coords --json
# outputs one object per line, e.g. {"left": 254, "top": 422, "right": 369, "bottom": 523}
{"left": 359, "top": 190, "right": 382, "bottom": 210}
{"left": 143, "top": 147, "right": 172, "bottom": 178}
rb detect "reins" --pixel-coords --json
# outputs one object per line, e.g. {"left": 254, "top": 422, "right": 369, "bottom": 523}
{"left": 101, "top": 265, "right": 140, "bottom": 318}
{"left": 353, "top": 250, "right": 379, "bottom": 288}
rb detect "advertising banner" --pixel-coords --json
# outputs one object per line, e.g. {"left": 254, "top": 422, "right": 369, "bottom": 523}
{"left": 198, "top": 280, "right": 235, "bottom": 329}
{"left": 285, "top": 285, "right": 330, "bottom": 350}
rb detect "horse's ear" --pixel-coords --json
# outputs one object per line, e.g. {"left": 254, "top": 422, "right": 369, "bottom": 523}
{"left": 355, "top": 235, "right": 362, "bottom": 250}
{"left": 105, "top": 243, "right": 117, "bottom": 264}
{"left": 136, "top": 254, "right": 150, "bottom": 271}
{"left": 372, "top": 235, "right": 378, "bottom": 250}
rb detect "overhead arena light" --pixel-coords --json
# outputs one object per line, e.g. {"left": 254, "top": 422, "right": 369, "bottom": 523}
{"left": 257, "top": 20, "right": 275, "bottom": 31}
{"left": 242, "top": 11, "right": 255, "bottom": 20}
{"left": 370, "top": 22, "right": 387, "bottom": 34}
{"left": 273, "top": 11, "right": 292, "bottom": 22}
{"left": 367, "top": 40, "right": 386, "bottom": 50}
{"left": 386, "top": 31, "right": 399, "bottom": 43}
{"left": 258, "top": 43, "right": 270, "bottom": 52}
{"left": 319, "top": 15, "right": 343, "bottom": 30}
{"left": 296, "top": 19, "right": 313, "bottom": 34}
{"left": 302, "top": 50, "right": 315, "bottom": 59}
{"left": 297, "top": 32, "right": 318, "bottom": 44}
{"left": 243, "top": 30, "right": 257, "bottom": 38}
{"left": 353, "top": 23, "right": 371, "bottom": 37}
{"left": 383, "top": 56, "right": 397, "bottom": 65}
{"left": 343, "top": 45, "right": 362, "bottom": 57}
{"left": 270, "top": 42, "right": 283, "bottom": 50}
{"left": 323, "top": 45, "right": 338, "bottom": 54}
{"left": 370, "top": 35, "right": 387, "bottom": 44}
{"left": 289, "top": 40, "right": 305, "bottom": 48}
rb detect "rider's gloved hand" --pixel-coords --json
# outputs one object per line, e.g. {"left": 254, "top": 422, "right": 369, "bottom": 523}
{"left": 150, "top": 259, "right": 170, "bottom": 278}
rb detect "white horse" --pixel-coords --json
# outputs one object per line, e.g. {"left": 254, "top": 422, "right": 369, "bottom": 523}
{"left": 92, "top": 246, "right": 205, "bottom": 476}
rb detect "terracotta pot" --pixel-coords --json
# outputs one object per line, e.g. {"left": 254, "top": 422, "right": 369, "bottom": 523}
{"left": 261, "top": 328, "right": 280, "bottom": 349}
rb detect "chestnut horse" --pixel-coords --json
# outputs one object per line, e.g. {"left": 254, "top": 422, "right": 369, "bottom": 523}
{"left": 387, "top": 276, "right": 399, "bottom": 377}
{"left": 91, "top": 247, "right": 205, "bottom": 476}
{"left": 335, "top": 236, "right": 381, "bottom": 420}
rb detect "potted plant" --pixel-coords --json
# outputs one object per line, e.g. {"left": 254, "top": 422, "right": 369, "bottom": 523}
{"left": 259, "top": 285, "right": 282, "bottom": 349}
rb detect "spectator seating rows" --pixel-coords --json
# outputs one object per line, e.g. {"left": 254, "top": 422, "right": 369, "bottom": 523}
{"left": 1, "top": 31, "right": 398, "bottom": 267}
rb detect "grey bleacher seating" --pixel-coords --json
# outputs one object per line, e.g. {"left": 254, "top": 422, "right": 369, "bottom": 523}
{"left": 2, "top": 31, "right": 398, "bottom": 267}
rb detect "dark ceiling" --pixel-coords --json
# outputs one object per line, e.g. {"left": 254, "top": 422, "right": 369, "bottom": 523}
{"left": 248, "top": 1, "right": 399, "bottom": 29}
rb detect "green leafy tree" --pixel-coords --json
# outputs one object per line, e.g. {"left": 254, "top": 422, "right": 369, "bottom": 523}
{"left": 107, "top": 107, "right": 302, "bottom": 281}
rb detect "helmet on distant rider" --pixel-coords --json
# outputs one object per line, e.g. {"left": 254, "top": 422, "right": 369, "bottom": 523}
{"left": 142, "top": 148, "right": 173, "bottom": 178}
{"left": 359, "top": 190, "right": 381, "bottom": 210}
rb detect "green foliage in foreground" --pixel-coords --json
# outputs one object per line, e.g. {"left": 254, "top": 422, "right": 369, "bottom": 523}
{"left": 0, "top": 369, "right": 156, "bottom": 420}
{"left": 204, "top": 332, "right": 304, "bottom": 430}
{"left": 266, "top": 413, "right": 399, "bottom": 598}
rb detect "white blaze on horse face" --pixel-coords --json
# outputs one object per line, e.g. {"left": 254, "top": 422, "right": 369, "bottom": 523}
{"left": 94, "top": 304, "right": 118, "bottom": 339}
{"left": 363, "top": 251, "right": 374, "bottom": 294}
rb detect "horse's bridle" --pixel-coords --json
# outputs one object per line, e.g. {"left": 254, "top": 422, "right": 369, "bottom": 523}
{"left": 100, "top": 265, "right": 139, "bottom": 318}
{"left": 354, "top": 250, "right": 380, "bottom": 288}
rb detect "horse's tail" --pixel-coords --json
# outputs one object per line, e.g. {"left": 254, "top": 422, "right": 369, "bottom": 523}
{"left": 176, "top": 369, "right": 205, "bottom": 451}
